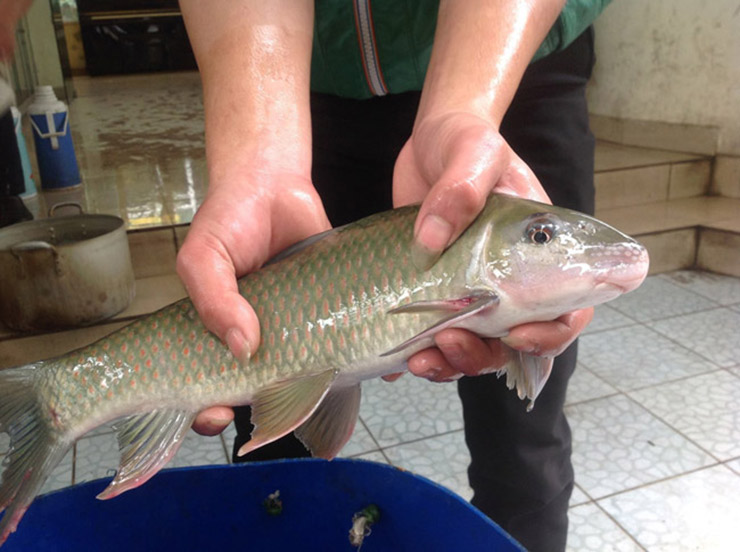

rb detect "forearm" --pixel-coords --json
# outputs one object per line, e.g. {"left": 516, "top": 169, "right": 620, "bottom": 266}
{"left": 179, "top": 0, "right": 314, "bottom": 185}
{"left": 418, "top": 0, "right": 565, "bottom": 125}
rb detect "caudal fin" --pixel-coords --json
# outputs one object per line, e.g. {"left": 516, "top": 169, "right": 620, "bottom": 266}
{"left": 0, "top": 365, "right": 71, "bottom": 546}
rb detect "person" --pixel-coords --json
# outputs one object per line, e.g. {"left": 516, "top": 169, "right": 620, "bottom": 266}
{"left": 0, "top": 0, "right": 33, "bottom": 228}
{"left": 177, "top": 1, "right": 607, "bottom": 550}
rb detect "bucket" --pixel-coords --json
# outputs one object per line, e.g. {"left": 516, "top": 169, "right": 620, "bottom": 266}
{"left": 28, "top": 86, "right": 81, "bottom": 190}
{"left": 1, "top": 459, "right": 524, "bottom": 551}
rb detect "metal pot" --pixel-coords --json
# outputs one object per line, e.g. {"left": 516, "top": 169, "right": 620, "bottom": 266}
{"left": 0, "top": 202, "right": 135, "bottom": 331}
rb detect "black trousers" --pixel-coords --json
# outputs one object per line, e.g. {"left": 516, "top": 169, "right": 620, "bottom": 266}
{"left": 233, "top": 29, "right": 595, "bottom": 552}
{"left": 0, "top": 110, "right": 25, "bottom": 198}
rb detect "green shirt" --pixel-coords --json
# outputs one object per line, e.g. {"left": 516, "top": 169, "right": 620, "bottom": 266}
{"left": 311, "top": 0, "right": 611, "bottom": 99}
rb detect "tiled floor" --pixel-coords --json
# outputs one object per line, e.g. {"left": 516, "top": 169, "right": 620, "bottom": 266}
{"left": 2, "top": 270, "right": 739, "bottom": 551}
{"left": 4, "top": 72, "right": 740, "bottom": 550}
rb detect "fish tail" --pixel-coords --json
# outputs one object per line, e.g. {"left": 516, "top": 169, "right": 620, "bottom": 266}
{"left": 0, "top": 364, "right": 71, "bottom": 546}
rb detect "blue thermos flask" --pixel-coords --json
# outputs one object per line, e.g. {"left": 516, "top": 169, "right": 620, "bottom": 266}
{"left": 28, "top": 85, "right": 81, "bottom": 189}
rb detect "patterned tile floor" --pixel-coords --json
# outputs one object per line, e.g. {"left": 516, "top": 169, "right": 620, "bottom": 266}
{"left": 2, "top": 270, "right": 738, "bottom": 550}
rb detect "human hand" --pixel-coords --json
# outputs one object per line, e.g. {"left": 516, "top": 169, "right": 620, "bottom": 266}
{"left": 178, "top": 171, "right": 330, "bottom": 435}
{"left": 0, "top": 0, "right": 32, "bottom": 61}
{"left": 392, "top": 112, "right": 593, "bottom": 382}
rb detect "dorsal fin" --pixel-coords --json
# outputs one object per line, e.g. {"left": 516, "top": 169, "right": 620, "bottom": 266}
{"left": 264, "top": 228, "right": 341, "bottom": 266}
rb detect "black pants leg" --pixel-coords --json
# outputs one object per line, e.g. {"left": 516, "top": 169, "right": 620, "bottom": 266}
{"left": 232, "top": 30, "right": 596, "bottom": 552}
{"left": 0, "top": 110, "right": 32, "bottom": 227}
{"left": 458, "top": 29, "right": 595, "bottom": 552}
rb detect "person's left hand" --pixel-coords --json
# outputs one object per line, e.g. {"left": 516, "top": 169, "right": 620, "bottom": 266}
{"left": 391, "top": 111, "right": 593, "bottom": 382}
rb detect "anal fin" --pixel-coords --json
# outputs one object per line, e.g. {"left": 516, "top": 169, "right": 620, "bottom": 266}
{"left": 496, "top": 347, "right": 554, "bottom": 411}
{"left": 97, "top": 409, "right": 195, "bottom": 500}
{"left": 295, "top": 384, "right": 361, "bottom": 459}
{"left": 237, "top": 369, "right": 337, "bottom": 457}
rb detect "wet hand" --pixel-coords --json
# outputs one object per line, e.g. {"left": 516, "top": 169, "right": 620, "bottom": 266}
{"left": 178, "top": 172, "right": 330, "bottom": 435}
{"left": 393, "top": 112, "right": 592, "bottom": 382}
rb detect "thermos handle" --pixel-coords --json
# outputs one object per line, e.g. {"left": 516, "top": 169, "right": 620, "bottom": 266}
{"left": 29, "top": 111, "right": 70, "bottom": 151}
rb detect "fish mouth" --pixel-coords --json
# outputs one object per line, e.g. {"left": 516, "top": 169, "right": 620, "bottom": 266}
{"left": 593, "top": 245, "right": 650, "bottom": 294}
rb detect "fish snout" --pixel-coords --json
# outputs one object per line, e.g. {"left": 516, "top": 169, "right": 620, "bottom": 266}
{"left": 592, "top": 241, "right": 650, "bottom": 293}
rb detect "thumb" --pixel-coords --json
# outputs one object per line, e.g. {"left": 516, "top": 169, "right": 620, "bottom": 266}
{"left": 176, "top": 232, "right": 260, "bottom": 363}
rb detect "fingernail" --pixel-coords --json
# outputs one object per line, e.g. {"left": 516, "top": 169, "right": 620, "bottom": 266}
{"left": 209, "top": 418, "right": 232, "bottom": 429}
{"left": 226, "top": 328, "right": 251, "bottom": 364}
{"left": 412, "top": 215, "right": 453, "bottom": 270}
{"left": 501, "top": 335, "right": 535, "bottom": 353}
{"left": 420, "top": 365, "right": 442, "bottom": 379}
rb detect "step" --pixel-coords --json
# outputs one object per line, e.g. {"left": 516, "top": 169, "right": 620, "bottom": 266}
{"left": 597, "top": 197, "right": 740, "bottom": 277}
{"left": 595, "top": 142, "right": 712, "bottom": 210}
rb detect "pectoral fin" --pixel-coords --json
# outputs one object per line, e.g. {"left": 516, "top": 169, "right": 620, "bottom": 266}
{"left": 98, "top": 409, "right": 196, "bottom": 500}
{"left": 381, "top": 290, "right": 499, "bottom": 357}
{"left": 295, "top": 384, "right": 362, "bottom": 459}
{"left": 237, "top": 369, "right": 337, "bottom": 457}
{"left": 497, "top": 347, "right": 554, "bottom": 412}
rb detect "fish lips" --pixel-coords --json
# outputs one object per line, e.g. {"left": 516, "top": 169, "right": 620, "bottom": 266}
{"left": 592, "top": 244, "right": 650, "bottom": 295}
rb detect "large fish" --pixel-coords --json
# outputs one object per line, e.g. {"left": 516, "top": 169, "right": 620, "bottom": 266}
{"left": 0, "top": 195, "right": 649, "bottom": 544}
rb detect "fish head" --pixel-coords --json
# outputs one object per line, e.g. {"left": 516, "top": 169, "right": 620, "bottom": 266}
{"left": 476, "top": 196, "right": 649, "bottom": 318}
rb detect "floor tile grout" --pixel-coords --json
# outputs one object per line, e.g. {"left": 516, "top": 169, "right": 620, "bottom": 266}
{"left": 622, "top": 393, "right": 727, "bottom": 465}
{"left": 591, "top": 499, "right": 649, "bottom": 552}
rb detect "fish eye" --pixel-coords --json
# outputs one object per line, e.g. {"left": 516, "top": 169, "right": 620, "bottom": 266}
{"left": 527, "top": 221, "right": 556, "bottom": 245}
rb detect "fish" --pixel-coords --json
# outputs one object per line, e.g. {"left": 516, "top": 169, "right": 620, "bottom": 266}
{"left": 0, "top": 194, "right": 649, "bottom": 544}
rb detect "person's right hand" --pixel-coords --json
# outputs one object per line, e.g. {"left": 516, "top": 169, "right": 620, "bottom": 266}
{"left": 177, "top": 170, "right": 330, "bottom": 436}
{"left": 0, "top": 0, "right": 32, "bottom": 61}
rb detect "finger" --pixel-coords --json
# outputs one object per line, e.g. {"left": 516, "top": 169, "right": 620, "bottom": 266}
{"left": 433, "top": 328, "right": 510, "bottom": 376}
{"left": 407, "top": 347, "right": 461, "bottom": 382}
{"left": 411, "top": 129, "right": 508, "bottom": 269}
{"left": 501, "top": 308, "right": 594, "bottom": 357}
{"left": 192, "top": 406, "right": 234, "bottom": 436}
{"left": 176, "top": 230, "right": 261, "bottom": 362}
{"left": 494, "top": 150, "right": 551, "bottom": 204}
{"left": 382, "top": 372, "right": 405, "bottom": 382}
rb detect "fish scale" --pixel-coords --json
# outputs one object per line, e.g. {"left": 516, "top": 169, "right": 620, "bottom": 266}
{"left": 0, "top": 195, "right": 650, "bottom": 545}
{"left": 39, "top": 204, "right": 438, "bottom": 437}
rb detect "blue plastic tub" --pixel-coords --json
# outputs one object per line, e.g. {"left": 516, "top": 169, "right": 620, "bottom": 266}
{"left": 2, "top": 458, "right": 524, "bottom": 551}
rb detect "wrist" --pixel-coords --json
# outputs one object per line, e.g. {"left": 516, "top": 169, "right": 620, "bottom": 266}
{"left": 417, "top": 0, "right": 565, "bottom": 125}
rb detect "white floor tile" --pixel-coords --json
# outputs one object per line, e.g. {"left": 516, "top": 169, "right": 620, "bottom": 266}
{"left": 566, "top": 364, "right": 618, "bottom": 405}
{"left": 353, "top": 451, "right": 388, "bottom": 464}
{"left": 168, "top": 430, "right": 230, "bottom": 468}
{"left": 600, "top": 465, "right": 740, "bottom": 552}
{"left": 630, "top": 370, "right": 740, "bottom": 461}
{"left": 567, "top": 395, "right": 713, "bottom": 499}
{"left": 651, "top": 308, "right": 740, "bottom": 368}
{"left": 383, "top": 431, "right": 472, "bottom": 501}
{"left": 608, "top": 275, "right": 716, "bottom": 322}
{"left": 567, "top": 503, "right": 643, "bottom": 552}
{"left": 662, "top": 270, "right": 740, "bottom": 305}
{"left": 578, "top": 326, "right": 716, "bottom": 391}
{"left": 359, "top": 375, "right": 463, "bottom": 447}
{"left": 74, "top": 433, "right": 120, "bottom": 485}
{"left": 39, "top": 448, "right": 74, "bottom": 496}
{"left": 340, "top": 419, "right": 379, "bottom": 458}
{"left": 570, "top": 484, "right": 591, "bottom": 507}
{"left": 583, "top": 304, "right": 636, "bottom": 334}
